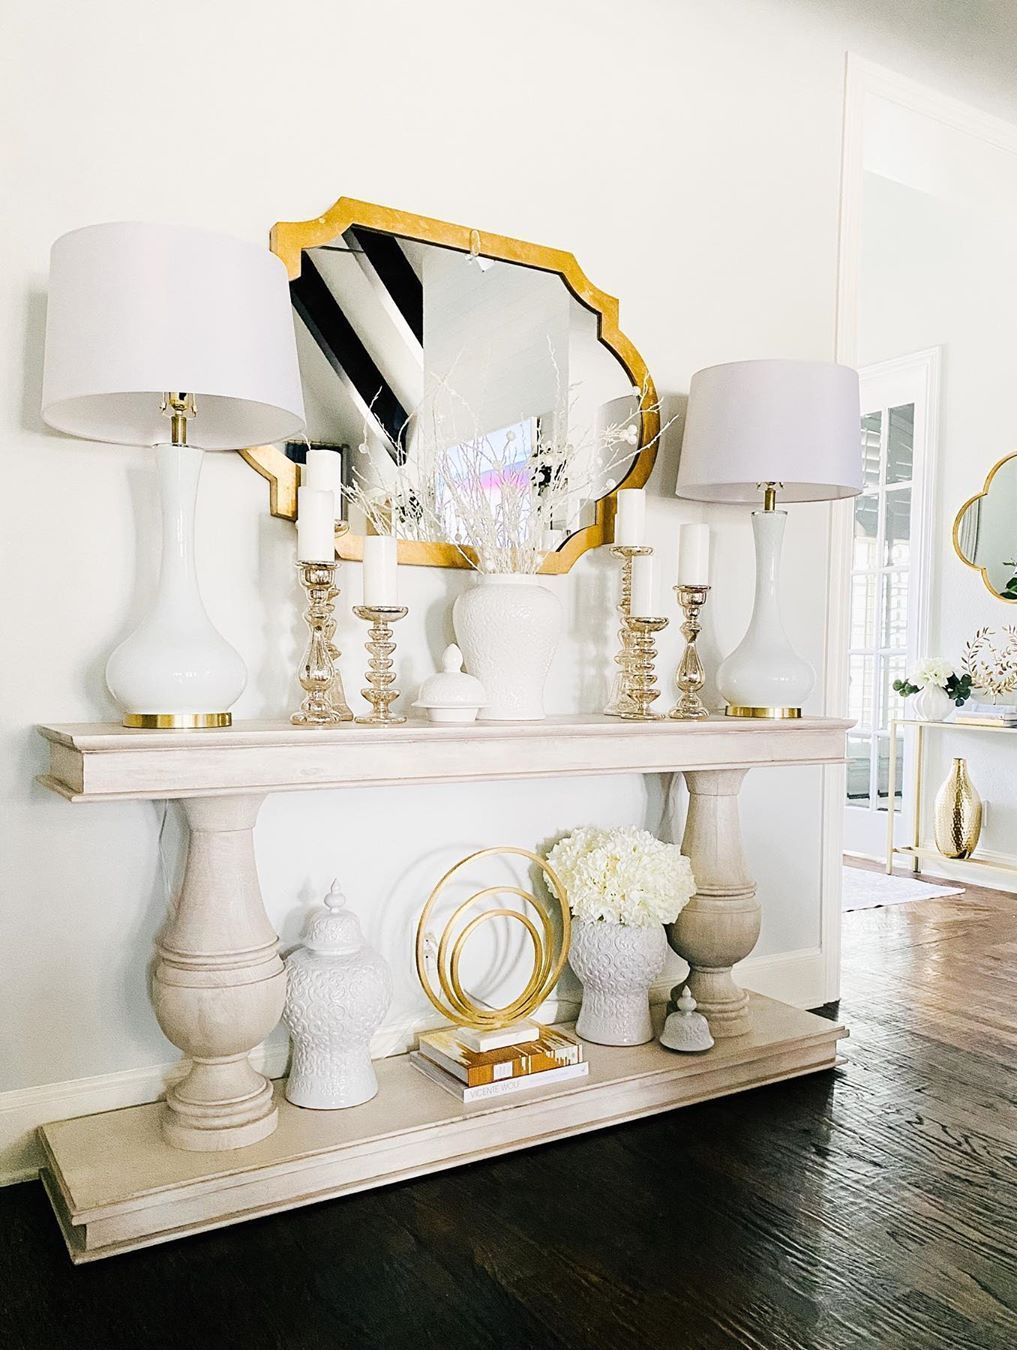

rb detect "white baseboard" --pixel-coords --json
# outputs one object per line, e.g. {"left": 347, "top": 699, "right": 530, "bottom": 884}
{"left": 902, "top": 847, "right": 1017, "bottom": 894}
{"left": 0, "top": 1040, "right": 284, "bottom": 1188}
{"left": 651, "top": 947, "right": 826, "bottom": 1012}
{"left": 0, "top": 950, "right": 818, "bottom": 1188}
{"left": 739, "top": 946, "right": 828, "bottom": 1007}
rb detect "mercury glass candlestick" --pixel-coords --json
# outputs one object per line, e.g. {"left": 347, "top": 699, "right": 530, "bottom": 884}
{"left": 620, "top": 615, "right": 669, "bottom": 720}
{"left": 292, "top": 561, "right": 352, "bottom": 726}
{"left": 353, "top": 605, "right": 409, "bottom": 725}
{"left": 605, "top": 544, "right": 653, "bottom": 716}
{"left": 669, "top": 584, "right": 711, "bottom": 720}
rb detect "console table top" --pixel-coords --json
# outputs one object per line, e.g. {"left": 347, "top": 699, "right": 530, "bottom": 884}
{"left": 37, "top": 714, "right": 852, "bottom": 802}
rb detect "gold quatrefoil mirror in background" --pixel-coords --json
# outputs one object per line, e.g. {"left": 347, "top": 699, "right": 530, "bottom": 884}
{"left": 241, "top": 197, "right": 659, "bottom": 573}
{"left": 954, "top": 452, "right": 1017, "bottom": 601}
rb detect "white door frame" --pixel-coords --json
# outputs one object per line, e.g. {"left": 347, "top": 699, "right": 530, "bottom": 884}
{"left": 843, "top": 348, "right": 941, "bottom": 858}
{"left": 820, "top": 55, "right": 1017, "bottom": 1000}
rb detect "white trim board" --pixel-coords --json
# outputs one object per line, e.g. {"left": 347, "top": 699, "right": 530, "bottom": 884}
{"left": 847, "top": 847, "right": 1017, "bottom": 893}
{"left": 901, "top": 849, "right": 1017, "bottom": 895}
{"left": 0, "top": 947, "right": 823, "bottom": 1188}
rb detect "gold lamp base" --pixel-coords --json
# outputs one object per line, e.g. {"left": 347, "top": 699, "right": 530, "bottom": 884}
{"left": 725, "top": 705, "right": 802, "bottom": 720}
{"left": 122, "top": 712, "right": 233, "bottom": 729}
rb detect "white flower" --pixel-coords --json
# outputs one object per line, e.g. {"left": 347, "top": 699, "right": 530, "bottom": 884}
{"left": 545, "top": 826, "right": 695, "bottom": 928}
{"left": 910, "top": 657, "right": 955, "bottom": 689}
{"left": 623, "top": 425, "right": 639, "bottom": 445}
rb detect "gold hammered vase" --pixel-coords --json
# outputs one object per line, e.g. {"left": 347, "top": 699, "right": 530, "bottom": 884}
{"left": 934, "top": 757, "right": 983, "bottom": 859}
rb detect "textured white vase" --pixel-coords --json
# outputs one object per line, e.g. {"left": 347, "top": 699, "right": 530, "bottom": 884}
{"left": 716, "top": 510, "right": 814, "bottom": 714}
{"left": 105, "top": 442, "right": 247, "bottom": 723}
{"left": 452, "top": 573, "right": 562, "bottom": 721}
{"left": 911, "top": 685, "right": 952, "bottom": 721}
{"left": 283, "top": 882, "right": 392, "bottom": 1110}
{"left": 569, "top": 919, "right": 668, "bottom": 1046}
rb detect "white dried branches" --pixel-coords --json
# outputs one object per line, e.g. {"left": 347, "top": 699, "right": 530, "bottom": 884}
{"left": 346, "top": 366, "right": 671, "bottom": 575}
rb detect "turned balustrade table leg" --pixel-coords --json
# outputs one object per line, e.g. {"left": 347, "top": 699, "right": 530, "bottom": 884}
{"left": 153, "top": 794, "right": 286, "bottom": 1151}
{"left": 667, "top": 768, "right": 761, "bottom": 1038}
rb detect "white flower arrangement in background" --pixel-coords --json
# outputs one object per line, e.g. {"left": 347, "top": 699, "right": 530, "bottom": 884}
{"left": 893, "top": 657, "right": 972, "bottom": 705}
{"left": 909, "top": 657, "right": 955, "bottom": 689}
{"left": 545, "top": 825, "right": 695, "bottom": 928}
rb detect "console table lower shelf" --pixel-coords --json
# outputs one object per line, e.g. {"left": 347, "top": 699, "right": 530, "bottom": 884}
{"left": 39, "top": 995, "right": 846, "bottom": 1263}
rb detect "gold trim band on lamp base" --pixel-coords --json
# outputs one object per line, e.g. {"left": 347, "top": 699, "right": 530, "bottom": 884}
{"left": 122, "top": 712, "right": 233, "bottom": 729}
{"left": 725, "top": 706, "right": 801, "bottom": 720}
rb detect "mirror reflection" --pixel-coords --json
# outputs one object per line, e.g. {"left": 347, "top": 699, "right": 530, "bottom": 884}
{"left": 955, "top": 453, "right": 1017, "bottom": 601}
{"left": 263, "top": 205, "right": 653, "bottom": 569}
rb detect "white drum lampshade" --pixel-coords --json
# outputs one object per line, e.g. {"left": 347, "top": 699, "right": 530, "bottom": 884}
{"left": 41, "top": 222, "right": 306, "bottom": 727}
{"left": 677, "top": 360, "right": 861, "bottom": 717}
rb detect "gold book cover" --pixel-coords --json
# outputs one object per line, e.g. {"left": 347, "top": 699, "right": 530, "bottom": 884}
{"left": 417, "top": 1026, "right": 583, "bottom": 1087}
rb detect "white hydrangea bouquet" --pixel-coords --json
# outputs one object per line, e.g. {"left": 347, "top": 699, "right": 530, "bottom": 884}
{"left": 545, "top": 826, "right": 696, "bottom": 1045}
{"left": 546, "top": 825, "right": 695, "bottom": 928}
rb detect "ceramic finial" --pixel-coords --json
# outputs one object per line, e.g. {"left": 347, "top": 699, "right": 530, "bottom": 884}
{"left": 659, "top": 981, "right": 715, "bottom": 1053}
{"left": 325, "top": 878, "right": 346, "bottom": 911}
{"left": 442, "top": 644, "right": 464, "bottom": 673}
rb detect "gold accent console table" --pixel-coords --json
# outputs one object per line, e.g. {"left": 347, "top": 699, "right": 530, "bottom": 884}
{"left": 35, "top": 714, "right": 851, "bottom": 1261}
{"left": 886, "top": 717, "right": 1017, "bottom": 877}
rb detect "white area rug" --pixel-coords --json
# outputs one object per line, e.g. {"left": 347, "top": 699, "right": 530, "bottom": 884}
{"left": 842, "top": 866, "right": 964, "bottom": 912}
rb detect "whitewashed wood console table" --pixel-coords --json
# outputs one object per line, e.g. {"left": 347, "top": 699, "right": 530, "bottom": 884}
{"left": 36, "top": 714, "right": 850, "bottom": 1261}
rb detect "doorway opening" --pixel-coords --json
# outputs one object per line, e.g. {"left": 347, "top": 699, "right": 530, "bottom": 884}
{"left": 842, "top": 350, "right": 938, "bottom": 860}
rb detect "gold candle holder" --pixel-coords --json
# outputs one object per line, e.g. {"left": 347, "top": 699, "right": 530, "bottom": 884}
{"left": 619, "top": 615, "right": 669, "bottom": 720}
{"left": 669, "top": 584, "right": 711, "bottom": 720}
{"left": 353, "top": 605, "right": 409, "bottom": 725}
{"left": 605, "top": 544, "right": 653, "bottom": 716}
{"left": 292, "top": 561, "right": 353, "bottom": 726}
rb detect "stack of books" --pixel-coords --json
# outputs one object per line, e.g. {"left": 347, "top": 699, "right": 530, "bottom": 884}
{"left": 955, "top": 705, "right": 1017, "bottom": 728}
{"left": 410, "top": 1025, "right": 589, "bottom": 1103}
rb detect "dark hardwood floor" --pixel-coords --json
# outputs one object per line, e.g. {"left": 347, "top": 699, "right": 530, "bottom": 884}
{"left": 2, "top": 865, "right": 1016, "bottom": 1350}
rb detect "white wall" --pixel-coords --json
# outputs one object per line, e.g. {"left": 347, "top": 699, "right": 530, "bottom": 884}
{"left": 3, "top": 0, "right": 1016, "bottom": 1174}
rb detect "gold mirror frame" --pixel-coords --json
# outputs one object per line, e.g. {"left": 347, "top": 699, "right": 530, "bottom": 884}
{"left": 241, "top": 197, "right": 660, "bottom": 574}
{"left": 952, "top": 451, "right": 1017, "bottom": 602}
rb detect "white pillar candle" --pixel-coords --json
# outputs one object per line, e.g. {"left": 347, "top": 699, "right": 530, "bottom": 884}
{"left": 363, "top": 534, "right": 398, "bottom": 606}
{"left": 296, "top": 486, "right": 336, "bottom": 562}
{"left": 630, "top": 553, "right": 655, "bottom": 617}
{"left": 614, "top": 488, "right": 646, "bottom": 546}
{"left": 677, "top": 523, "right": 710, "bottom": 585}
{"left": 304, "top": 448, "right": 343, "bottom": 499}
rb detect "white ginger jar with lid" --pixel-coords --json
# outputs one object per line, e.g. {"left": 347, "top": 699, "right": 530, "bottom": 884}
{"left": 283, "top": 880, "right": 392, "bottom": 1109}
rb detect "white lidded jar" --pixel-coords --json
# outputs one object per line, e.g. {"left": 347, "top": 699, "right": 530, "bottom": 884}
{"left": 283, "top": 881, "right": 392, "bottom": 1110}
{"left": 452, "top": 573, "right": 562, "bottom": 721}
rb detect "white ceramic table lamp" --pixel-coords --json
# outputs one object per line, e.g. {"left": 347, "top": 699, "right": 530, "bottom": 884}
{"left": 676, "top": 360, "right": 861, "bottom": 717}
{"left": 42, "top": 222, "right": 305, "bottom": 727}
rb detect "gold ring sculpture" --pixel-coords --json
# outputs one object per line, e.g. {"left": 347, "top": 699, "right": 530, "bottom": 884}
{"left": 415, "top": 847, "right": 571, "bottom": 1029}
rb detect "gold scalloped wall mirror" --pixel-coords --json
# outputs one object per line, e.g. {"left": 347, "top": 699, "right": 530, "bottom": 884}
{"left": 954, "top": 452, "right": 1017, "bottom": 601}
{"left": 241, "top": 197, "right": 659, "bottom": 573}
